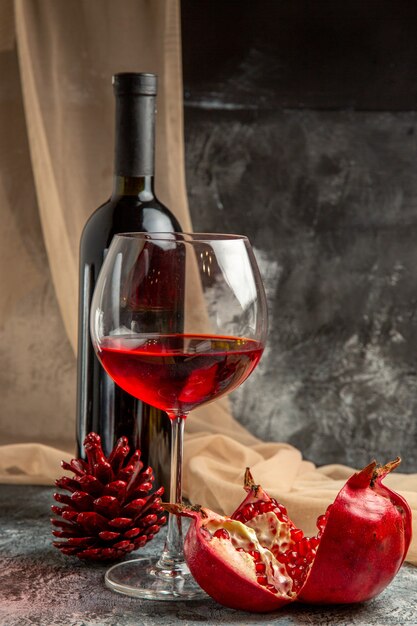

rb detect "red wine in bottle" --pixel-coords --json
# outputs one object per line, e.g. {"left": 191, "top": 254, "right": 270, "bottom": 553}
{"left": 76, "top": 73, "right": 182, "bottom": 492}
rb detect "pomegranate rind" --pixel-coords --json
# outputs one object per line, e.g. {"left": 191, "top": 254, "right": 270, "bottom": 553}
{"left": 299, "top": 459, "right": 412, "bottom": 604}
{"left": 372, "top": 459, "right": 412, "bottom": 559}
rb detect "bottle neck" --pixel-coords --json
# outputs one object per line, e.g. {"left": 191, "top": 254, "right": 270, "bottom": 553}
{"left": 113, "top": 92, "right": 156, "bottom": 183}
{"left": 112, "top": 174, "right": 155, "bottom": 201}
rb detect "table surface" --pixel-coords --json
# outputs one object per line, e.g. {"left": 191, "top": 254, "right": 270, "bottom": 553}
{"left": 1, "top": 485, "right": 416, "bottom": 626}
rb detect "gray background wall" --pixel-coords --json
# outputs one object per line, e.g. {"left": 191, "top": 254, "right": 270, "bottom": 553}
{"left": 181, "top": 0, "right": 417, "bottom": 471}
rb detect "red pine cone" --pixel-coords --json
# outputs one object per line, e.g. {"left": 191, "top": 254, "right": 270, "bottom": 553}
{"left": 51, "top": 433, "right": 167, "bottom": 561}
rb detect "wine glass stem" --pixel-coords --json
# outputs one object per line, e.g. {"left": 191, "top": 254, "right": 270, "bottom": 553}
{"left": 157, "top": 413, "right": 187, "bottom": 571}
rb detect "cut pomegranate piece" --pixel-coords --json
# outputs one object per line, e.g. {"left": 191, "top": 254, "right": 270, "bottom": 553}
{"left": 166, "top": 459, "right": 412, "bottom": 612}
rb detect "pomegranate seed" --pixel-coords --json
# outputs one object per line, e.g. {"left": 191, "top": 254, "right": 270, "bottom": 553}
{"left": 291, "top": 528, "right": 304, "bottom": 542}
{"left": 257, "top": 576, "right": 268, "bottom": 586}
{"left": 298, "top": 538, "right": 311, "bottom": 556}
{"left": 255, "top": 562, "right": 266, "bottom": 574}
{"left": 307, "top": 547, "right": 316, "bottom": 559}
{"left": 257, "top": 501, "right": 270, "bottom": 514}
{"left": 310, "top": 537, "right": 320, "bottom": 549}
{"left": 242, "top": 504, "right": 255, "bottom": 520}
{"left": 248, "top": 550, "right": 261, "bottom": 561}
{"left": 316, "top": 514, "right": 327, "bottom": 531}
{"left": 277, "top": 502, "right": 288, "bottom": 515}
{"left": 213, "top": 528, "right": 230, "bottom": 541}
{"left": 296, "top": 556, "right": 308, "bottom": 567}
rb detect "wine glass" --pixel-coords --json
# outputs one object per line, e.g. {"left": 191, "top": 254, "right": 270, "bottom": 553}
{"left": 90, "top": 232, "right": 268, "bottom": 600}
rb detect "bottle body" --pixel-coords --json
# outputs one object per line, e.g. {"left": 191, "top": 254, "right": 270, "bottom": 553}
{"left": 77, "top": 194, "right": 181, "bottom": 491}
{"left": 76, "top": 73, "right": 182, "bottom": 494}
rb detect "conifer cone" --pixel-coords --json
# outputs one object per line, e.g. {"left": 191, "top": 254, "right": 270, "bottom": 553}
{"left": 51, "top": 433, "right": 167, "bottom": 561}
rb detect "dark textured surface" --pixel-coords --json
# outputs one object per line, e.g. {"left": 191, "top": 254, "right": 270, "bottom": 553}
{"left": 1, "top": 485, "right": 417, "bottom": 625}
{"left": 184, "top": 109, "right": 417, "bottom": 471}
{"left": 182, "top": 2, "right": 417, "bottom": 472}
{"left": 182, "top": 0, "right": 417, "bottom": 111}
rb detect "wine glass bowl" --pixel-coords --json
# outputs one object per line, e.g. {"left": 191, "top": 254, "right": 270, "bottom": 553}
{"left": 90, "top": 232, "right": 268, "bottom": 599}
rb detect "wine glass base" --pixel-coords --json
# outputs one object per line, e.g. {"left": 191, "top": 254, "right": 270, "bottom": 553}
{"left": 105, "top": 556, "right": 208, "bottom": 600}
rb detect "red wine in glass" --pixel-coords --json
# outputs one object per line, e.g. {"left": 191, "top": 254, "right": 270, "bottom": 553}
{"left": 98, "top": 334, "right": 264, "bottom": 416}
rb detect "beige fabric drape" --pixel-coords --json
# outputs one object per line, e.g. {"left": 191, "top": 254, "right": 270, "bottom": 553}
{"left": 1, "top": 0, "right": 417, "bottom": 570}
{"left": 15, "top": 0, "right": 191, "bottom": 350}
{"left": 0, "top": 0, "right": 190, "bottom": 449}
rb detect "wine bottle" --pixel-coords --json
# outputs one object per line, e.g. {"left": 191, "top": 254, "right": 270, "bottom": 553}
{"left": 76, "top": 73, "right": 182, "bottom": 493}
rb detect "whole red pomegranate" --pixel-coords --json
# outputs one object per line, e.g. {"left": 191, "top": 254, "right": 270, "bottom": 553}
{"left": 167, "top": 459, "right": 411, "bottom": 612}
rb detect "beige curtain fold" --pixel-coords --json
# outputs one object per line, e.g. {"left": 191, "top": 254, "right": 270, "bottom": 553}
{"left": 1, "top": 0, "right": 417, "bottom": 571}
{"left": 0, "top": 0, "right": 189, "bottom": 449}
{"left": 14, "top": 0, "right": 190, "bottom": 352}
